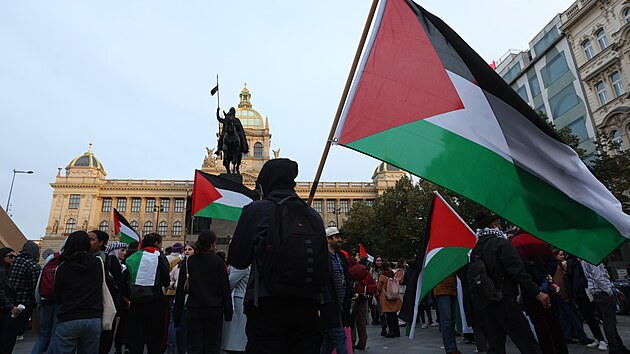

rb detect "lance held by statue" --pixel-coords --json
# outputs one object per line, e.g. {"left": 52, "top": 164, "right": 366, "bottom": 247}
{"left": 216, "top": 107, "right": 249, "bottom": 174}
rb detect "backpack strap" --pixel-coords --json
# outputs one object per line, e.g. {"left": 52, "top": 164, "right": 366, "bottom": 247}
{"left": 473, "top": 236, "right": 505, "bottom": 291}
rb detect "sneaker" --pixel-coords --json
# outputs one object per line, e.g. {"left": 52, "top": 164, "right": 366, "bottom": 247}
{"left": 598, "top": 341, "right": 609, "bottom": 351}
{"left": 16, "top": 335, "right": 24, "bottom": 341}
{"left": 430, "top": 323, "right": 439, "bottom": 327}
{"left": 421, "top": 323, "right": 428, "bottom": 329}
{"left": 587, "top": 340, "right": 599, "bottom": 349}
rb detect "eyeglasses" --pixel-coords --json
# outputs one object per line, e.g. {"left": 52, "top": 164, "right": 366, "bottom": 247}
{"left": 4, "top": 255, "right": 15, "bottom": 259}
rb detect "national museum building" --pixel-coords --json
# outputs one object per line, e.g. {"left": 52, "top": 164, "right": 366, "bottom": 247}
{"left": 40, "top": 86, "right": 406, "bottom": 252}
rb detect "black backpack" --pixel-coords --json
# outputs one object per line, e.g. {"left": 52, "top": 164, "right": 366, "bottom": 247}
{"left": 467, "top": 237, "right": 503, "bottom": 309}
{"left": 253, "top": 195, "right": 328, "bottom": 305}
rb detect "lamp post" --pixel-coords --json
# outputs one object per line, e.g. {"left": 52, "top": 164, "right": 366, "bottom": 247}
{"left": 6, "top": 169, "right": 33, "bottom": 215}
{"left": 334, "top": 208, "right": 341, "bottom": 227}
{"left": 154, "top": 204, "right": 165, "bottom": 230}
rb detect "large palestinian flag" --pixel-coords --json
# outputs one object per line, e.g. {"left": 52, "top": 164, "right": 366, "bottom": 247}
{"left": 192, "top": 170, "right": 259, "bottom": 222}
{"left": 333, "top": 0, "right": 630, "bottom": 264}
{"left": 113, "top": 208, "right": 140, "bottom": 244}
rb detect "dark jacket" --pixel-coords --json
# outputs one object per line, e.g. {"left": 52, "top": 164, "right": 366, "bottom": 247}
{"left": 320, "top": 252, "right": 354, "bottom": 329}
{"left": 174, "top": 252, "right": 233, "bottom": 326}
{"left": 0, "top": 266, "right": 14, "bottom": 310}
{"left": 54, "top": 252, "right": 103, "bottom": 323}
{"left": 476, "top": 234, "right": 539, "bottom": 299}
{"left": 121, "top": 250, "right": 170, "bottom": 303}
{"left": 7, "top": 253, "right": 41, "bottom": 307}
{"left": 511, "top": 232, "right": 557, "bottom": 287}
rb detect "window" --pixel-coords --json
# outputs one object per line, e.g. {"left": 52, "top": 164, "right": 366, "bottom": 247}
{"left": 158, "top": 221, "right": 168, "bottom": 235}
{"left": 596, "top": 29, "right": 609, "bottom": 50}
{"left": 116, "top": 198, "right": 127, "bottom": 212}
{"left": 328, "top": 221, "right": 337, "bottom": 227}
{"left": 130, "top": 220, "right": 139, "bottom": 233}
{"left": 549, "top": 85, "right": 579, "bottom": 118}
{"left": 365, "top": 200, "right": 374, "bottom": 207}
{"left": 568, "top": 117, "right": 589, "bottom": 143}
{"left": 352, "top": 200, "right": 362, "bottom": 207}
{"left": 583, "top": 40, "right": 594, "bottom": 60}
{"left": 596, "top": 81, "right": 609, "bottom": 105}
{"left": 515, "top": 85, "right": 528, "bottom": 102}
{"left": 131, "top": 198, "right": 141, "bottom": 212}
{"left": 611, "top": 71, "right": 626, "bottom": 97}
{"left": 339, "top": 200, "right": 349, "bottom": 213}
{"left": 313, "top": 200, "right": 322, "bottom": 213}
{"left": 102, "top": 198, "right": 112, "bottom": 212}
{"left": 173, "top": 221, "right": 183, "bottom": 236}
{"left": 528, "top": 74, "right": 541, "bottom": 97}
{"left": 535, "top": 104, "right": 548, "bottom": 119}
{"left": 541, "top": 52, "right": 569, "bottom": 87}
{"left": 532, "top": 26, "right": 559, "bottom": 56}
{"left": 254, "top": 142, "right": 263, "bottom": 158}
{"left": 174, "top": 199, "right": 185, "bottom": 213}
{"left": 68, "top": 194, "right": 80, "bottom": 209}
{"left": 144, "top": 221, "right": 153, "bottom": 234}
{"left": 612, "top": 130, "right": 624, "bottom": 151}
{"left": 65, "top": 218, "right": 76, "bottom": 234}
{"left": 160, "top": 199, "right": 170, "bottom": 213}
{"left": 502, "top": 62, "right": 521, "bottom": 83}
{"left": 146, "top": 198, "right": 156, "bottom": 213}
{"left": 99, "top": 220, "right": 109, "bottom": 232}
{"left": 625, "top": 8, "right": 630, "bottom": 23}
{"left": 327, "top": 200, "right": 336, "bottom": 213}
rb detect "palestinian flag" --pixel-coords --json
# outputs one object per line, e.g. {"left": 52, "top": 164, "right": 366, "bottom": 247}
{"left": 113, "top": 208, "right": 140, "bottom": 244}
{"left": 125, "top": 249, "right": 159, "bottom": 286}
{"left": 401, "top": 192, "right": 475, "bottom": 338}
{"left": 192, "top": 170, "right": 258, "bottom": 222}
{"left": 333, "top": 0, "right": 630, "bottom": 264}
{"left": 359, "top": 243, "right": 374, "bottom": 263}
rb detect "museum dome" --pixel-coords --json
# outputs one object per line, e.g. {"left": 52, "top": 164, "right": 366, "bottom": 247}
{"left": 66, "top": 142, "right": 106, "bottom": 174}
{"left": 236, "top": 83, "right": 265, "bottom": 129}
{"left": 371, "top": 162, "right": 401, "bottom": 180}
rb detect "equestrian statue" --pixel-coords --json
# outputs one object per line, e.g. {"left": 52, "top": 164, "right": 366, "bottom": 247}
{"left": 216, "top": 107, "right": 249, "bottom": 174}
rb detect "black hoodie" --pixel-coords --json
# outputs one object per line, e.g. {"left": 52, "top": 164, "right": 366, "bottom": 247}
{"left": 54, "top": 251, "right": 103, "bottom": 322}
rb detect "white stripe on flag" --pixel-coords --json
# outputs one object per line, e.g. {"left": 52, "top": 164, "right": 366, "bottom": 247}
{"left": 136, "top": 252, "right": 158, "bottom": 286}
{"left": 119, "top": 223, "right": 138, "bottom": 241}
{"left": 215, "top": 188, "right": 254, "bottom": 208}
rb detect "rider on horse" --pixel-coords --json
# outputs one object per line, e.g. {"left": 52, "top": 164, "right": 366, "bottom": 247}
{"left": 216, "top": 107, "right": 249, "bottom": 155}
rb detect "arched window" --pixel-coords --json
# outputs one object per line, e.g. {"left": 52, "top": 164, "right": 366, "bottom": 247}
{"left": 65, "top": 218, "right": 76, "bottom": 234}
{"left": 612, "top": 130, "right": 625, "bottom": 151}
{"left": 130, "top": 220, "right": 139, "bottom": 232}
{"left": 144, "top": 221, "right": 153, "bottom": 234}
{"left": 596, "top": 28, "right": 609, "bottom": 50}
{"left": 158, "top": 221, "right": 168, "bottom": 235}
{"left": 99, "top": 221, "right": 109, "bottom": 232}
{"left": 595, "top": 81, "right": 609, "bottom": 105}
{"left": 611, "top": 71, "right": 626, "bottom": 97}
{"left": 328, "top": 221, "right": 337, "bottom": 227}
{"left": 583, "top": 40, "right": 594, "bottom": 60}
{"left": 625, "top": 8, "right": 630, "bottom": 23}
{"left": 173, "top": 221, "right": 183, "bottom": 236}
{"left": 254, "top": 142, "right": 263, "bottom": 158}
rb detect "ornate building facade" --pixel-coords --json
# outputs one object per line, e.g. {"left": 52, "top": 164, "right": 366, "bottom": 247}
{"left": 561, "top": 0, "right": 630, "bottom": 147}
{"left": 40, "top": 86, "right": 406, "bottom": 252}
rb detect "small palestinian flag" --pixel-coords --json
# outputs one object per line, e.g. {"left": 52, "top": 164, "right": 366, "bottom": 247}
{"left": 192, "top": 170, "right": 259, "bottom": 222}
{"left": 113, "top": 208, "right": 140, "bottom": 244}
{"left": 359, "top": 243, "right": 374, "bottom": 263}
{"left": 125, "top": 249, "right": 159, "bottom": 286}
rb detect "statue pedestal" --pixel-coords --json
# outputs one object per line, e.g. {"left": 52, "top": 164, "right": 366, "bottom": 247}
{"left": 219, "top": 173, "right": 243, "bottom": 185}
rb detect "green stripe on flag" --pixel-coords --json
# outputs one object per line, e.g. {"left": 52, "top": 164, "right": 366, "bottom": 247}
{"left": 419, "top": 247, "right": 470, "bottom": 301}
{"left": 119, "top": 232, "right": 137, "bottom": 245}
{"left": 347, "top": 119, "right": 626, "bottom": 264}
{"left": 194, "top": 202, "right": 244, "bottom": 222}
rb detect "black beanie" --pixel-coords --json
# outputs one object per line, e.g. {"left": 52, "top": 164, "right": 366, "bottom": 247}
{"left": 474, "top": 211, "right": 499, "bottom": 230}
{"left": 257, "top": 158, "right": 298, "bottom": 194}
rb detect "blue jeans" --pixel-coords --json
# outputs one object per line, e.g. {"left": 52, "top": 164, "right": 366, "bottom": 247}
{"left": 320, "top": 320, "right": 348, "bottom": 354}
{"left": 55, "top": 318, "right": 102, "bottom": 354}
{"left": 31, "top": 301, "right": 60, "bottom": 354}
{"left": 436, "top": 295, "right": 458, "bottom": 353}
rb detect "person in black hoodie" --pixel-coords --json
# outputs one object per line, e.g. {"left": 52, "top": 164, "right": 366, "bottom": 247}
{"left": 229, "top": 158, "right": 324, "bottom": 354}
{"left": 54, "top": 230, "right": 103, "bottom": 354}
{"left": 174, "top": 230, "right": 232, "bottom": 354}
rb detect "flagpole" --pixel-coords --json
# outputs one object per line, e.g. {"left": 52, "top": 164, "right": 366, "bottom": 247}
{"left": 307, "top": 0, "right": 380, "bottom": 206}
{"left": 215, "top": 75, "right": 221, "bottom": 153}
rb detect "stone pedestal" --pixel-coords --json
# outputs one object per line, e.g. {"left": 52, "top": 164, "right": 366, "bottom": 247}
{"left": 219, "top": 173, "right": 243, "bottom": 184}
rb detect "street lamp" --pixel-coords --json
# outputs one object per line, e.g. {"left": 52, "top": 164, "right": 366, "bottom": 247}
{"left": 6, "top": 169, "right": 33, "bottom": 215}
{"left": 154, "top": 204, "right": 165, "bottom": 227}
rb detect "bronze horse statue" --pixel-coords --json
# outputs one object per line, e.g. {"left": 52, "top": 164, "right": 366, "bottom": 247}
{"left": 217, "top": 107, "right": 247, "bottom": 174}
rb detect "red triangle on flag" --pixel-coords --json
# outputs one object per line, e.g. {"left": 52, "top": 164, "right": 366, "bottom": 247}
{"left": 426, "top": 194, "right": 476, "bottom": 253}
{"left": 338, "top": 0, "right": 464, "bottom": 145}
{"left": 192, "top": 170, "right": 223, "bottom": 215}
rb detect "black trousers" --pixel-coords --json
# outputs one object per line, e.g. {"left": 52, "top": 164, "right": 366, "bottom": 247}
{"left": 245, "top": 297, "right": 321, "bottom": 354}
{"left": 593, "top": 292, "right": 626, "bottom": 352}
{"left": 384, "top": 312, "right": 400, "bottom": 337}
{"left": 575, "top": 296, "right": 605, "bottom": 341}
{"left": 523, "top": 294, "right": 568, "bottom": 354}
{"left": 127, "top": 300, "right": 167, "bottom": 354}
{"left": 186, "top": 307, "right": 223, "bottom": 354}
{"left": 485, "top": 297, "right": 541, "bottom": 354}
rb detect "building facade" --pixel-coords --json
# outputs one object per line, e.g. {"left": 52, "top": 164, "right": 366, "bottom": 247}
{"left": 496, "top": 14, "right": 598, "bottom": 160}
{"left": 561, "top": 0, "right": 630, "bottom": 149}
{"left": 40, "top": 86, "right": 406, "bottom": 252}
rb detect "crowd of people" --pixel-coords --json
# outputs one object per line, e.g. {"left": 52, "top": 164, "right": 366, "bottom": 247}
{"left": 0, "top": 158, "right": 627, "bottom": 354}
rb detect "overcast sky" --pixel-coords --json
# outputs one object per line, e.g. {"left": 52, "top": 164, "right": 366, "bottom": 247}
{"left": 0, "top": 0, "right": 576, "bottom": 240}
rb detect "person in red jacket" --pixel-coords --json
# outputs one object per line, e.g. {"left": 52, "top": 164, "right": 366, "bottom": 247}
{"left": 348, "top": 256, "right": 376, "bottom": 351}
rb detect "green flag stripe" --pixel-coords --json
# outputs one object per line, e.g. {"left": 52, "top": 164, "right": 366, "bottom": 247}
{"left": 419, "top": 247, "right": 470, "bottom": 302}
{"left": 119, "top": 232, "right": 137, "bottom": 245}
{"left": 194, "top": 202, "right": 243, "bottom": 222}
{"left": 347, "top": 120, "right": 626, "bottom": 264}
